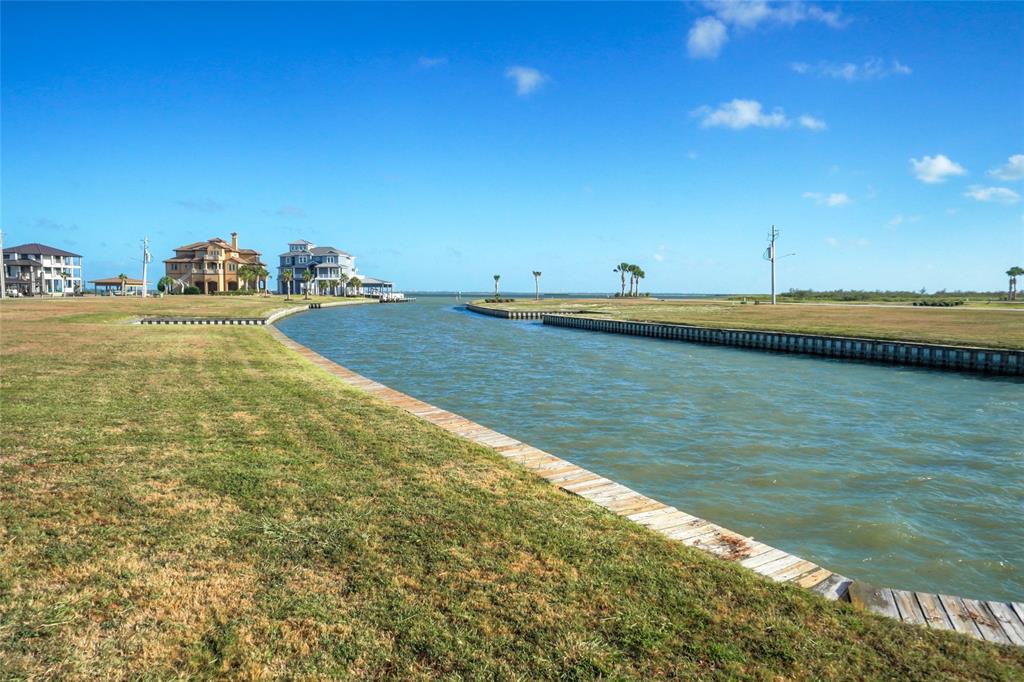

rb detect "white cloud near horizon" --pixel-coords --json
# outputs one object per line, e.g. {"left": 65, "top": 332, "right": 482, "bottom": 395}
{"left": 791, "top": 58, "right": 911, "bottom": 81}
{"left": 505, "top": 66, "right": 548, "bottom": 96}
{"left": 687, "top": 1, "right": 847, "bottom": 59}
{"left": 910, "top": 154, "right": 966, "bottom": 183}
{"left": 692, "top": 99, "right": 824, "bottom": 131}
{"left": 988, "top": 154, "right": 1024, "bottom": 181}
{"left": 803, "top": 191, "right": 851, "bottom": 207}
{"left": 964, "top": 185, "right": 1021, "bottom": 204}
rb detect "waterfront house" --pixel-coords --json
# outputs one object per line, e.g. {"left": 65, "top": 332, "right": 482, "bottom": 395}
{"left": 277, "top": 239, "right": 394, "bottom": 296}
{"left": 163, "top": 232, "right": 265, "bottom": 294}
{"left": 2, "top": 242, "right": 83, "bottom": 296}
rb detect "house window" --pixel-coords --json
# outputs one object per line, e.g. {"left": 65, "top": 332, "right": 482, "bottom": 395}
{"left": 171, "top": 264, "right": 178, "bottom": 271}
{"left": 229, "top": 264, "right": 236, "bottom": 271}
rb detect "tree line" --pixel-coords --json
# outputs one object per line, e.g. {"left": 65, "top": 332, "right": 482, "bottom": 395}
{"left": 613, "top": 263, "right": 645, "bottom": 297}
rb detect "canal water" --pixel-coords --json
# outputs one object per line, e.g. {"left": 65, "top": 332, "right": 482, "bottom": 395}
{"left": 278, "top": 297, "right": 1023, "bottom": 602}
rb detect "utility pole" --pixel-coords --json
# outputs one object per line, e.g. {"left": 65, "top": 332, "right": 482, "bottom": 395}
{"left": 0, "top": 228, "right": 6, "bottom": 299}
{"left": 762, "top": 226, "right": 795, "bottom": 305}
{"left": 141, "top": 236, "right": 151, "bottom": 298}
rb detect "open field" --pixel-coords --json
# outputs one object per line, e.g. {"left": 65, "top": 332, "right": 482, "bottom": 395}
{"left": 0, "top": 294, "right": 363, "bottom": 323}
{"left": 2, "top": 299, "right": 1022, "bottom": 678}
{"left": 474, "top": 298, "right": 1024, "bottom": 350}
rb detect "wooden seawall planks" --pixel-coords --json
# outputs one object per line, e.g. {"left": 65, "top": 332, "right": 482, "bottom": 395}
{"left": 541, "top": 314, "right": 1024, "bottom": 376}
{"left": 264, "top": 322, "right": 1024, "bottom": 647}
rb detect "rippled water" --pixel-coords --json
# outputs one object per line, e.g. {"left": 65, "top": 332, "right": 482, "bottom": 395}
{"left": 279, "top": 297, "right": 1024, "bottom": 602}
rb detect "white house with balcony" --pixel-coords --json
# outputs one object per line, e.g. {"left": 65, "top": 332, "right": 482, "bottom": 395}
{"left": 277, "top": 239, "right": 393, "bottom": 296}
{"left": 2, "top": 242, "right": 83, "bottom": 296}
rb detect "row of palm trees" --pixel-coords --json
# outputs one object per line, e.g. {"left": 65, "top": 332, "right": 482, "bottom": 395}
{"left": 281, "top": 268, "right": 362, "bottom": 300}
{"left": 491, "top": 272, "right": 544, "bottom": 300}
{"left": 613, "top": 262, "right": 646, "bottom": 297}
{"left": 1008, "top": 266, "right": 1024, "bottom": 301}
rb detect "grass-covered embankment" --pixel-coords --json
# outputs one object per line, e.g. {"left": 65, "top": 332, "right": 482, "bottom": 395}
{"left": 474, "top": 298, "right": 1024, "bottom": 350}
{"left": 1, "top": 298, "right": 1022, "bottom": 678}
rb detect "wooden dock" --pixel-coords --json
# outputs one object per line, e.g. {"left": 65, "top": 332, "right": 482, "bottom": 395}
{"left": 265, "top": 324, "right": 1024, "bottom": 647}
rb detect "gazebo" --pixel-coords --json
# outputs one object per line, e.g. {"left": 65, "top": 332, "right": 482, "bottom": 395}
{"left": 358, "top": 276, "right": 394, "bottom": 297}
{"left": 90, "top": 277, "right": 145, "bottom": 296}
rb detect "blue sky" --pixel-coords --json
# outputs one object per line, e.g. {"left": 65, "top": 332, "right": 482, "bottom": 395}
{"left": 2, "top": 1, "right": 1022, "bottom": 293}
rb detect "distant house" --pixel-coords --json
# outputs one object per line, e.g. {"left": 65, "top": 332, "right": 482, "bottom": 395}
{"left": 163, "top": 232, "right": 265, "bottom": 294}
{"left": 89, "top": 276, "right": 145, "bottom": 296}
{"left": 2, "top": 242, "right": 83, "bottom": 296}
{"left": 277, "top": 239, "right": 393, "bottom": 296}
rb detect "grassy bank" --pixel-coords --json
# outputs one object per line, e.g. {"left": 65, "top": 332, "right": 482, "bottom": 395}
{"left": 0, "top": 294, "right": 367, "bottom": 323}
{"left": 473, "top": 298, "right": 1024, "bottom": 350}
{"left": 2, "top": 299, "right": 1021, "bottom": 678}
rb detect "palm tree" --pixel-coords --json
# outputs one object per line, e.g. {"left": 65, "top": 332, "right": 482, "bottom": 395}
{"left": 493, "top": 274, "right": 501, "bottom": 298}
{"left": 614, "top": 262, "right": 629, "bottom": 297}
{"left": 635, "top": 267, "right": 646, "bottom": 295}
{"left": 256, "top": 265, "right": 270, "bottom": 296}
{"left": 157, "top": 275, "right": 176, "bottom": 295}
{"left": 1008, "top": 266, "right": 1024, "bottom": 301}
{"left": 626, "top": 264, "right": 638, "bottom": 296}
{"left": 281, "top": 268, "right": 294, "bottom": 299}
{"left": 338, "top": 273, "right": 350, "bottom": 297}
{"left": 117, "top": 272, "right": 128, "bottom": 296}
{"left": 349, "top": 276, "right": 362, "bottom": 296}
{"left": 302, "top": 268, "right": 314, "bottom": 299}
{"left": 237, "top": 264, "right": 253, "bottom": 291}
{"left": 532, "top": 271, "right": 542, "bottom": 300}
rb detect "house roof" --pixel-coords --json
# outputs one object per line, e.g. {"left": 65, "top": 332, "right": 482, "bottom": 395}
{"left": 289, "top": 239, "right": 314, "bottom": 245}
{"left": 3, "top": 243, "right": 81, "bottom": 258}
{"left": 359, "top": 276, "right": 393, "bottom": 285}
{"left": 90, "top": 277, "right": 145, "bottom": 286}
{"left": 311, "top": 246, "right": 352, "bottom": 257}
{"left": 4, "top": 258, "right": 42, "bottom": 267}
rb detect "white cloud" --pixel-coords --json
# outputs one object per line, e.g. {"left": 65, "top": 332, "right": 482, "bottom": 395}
{"left": 824, "top": 237, "right": 839, "bottom": 247}
{"left": 688, "top": 2, "right": 847, "bottom": 59}
{"left": 692, "top": 99, "right": 787, "bottom": 129}
{"left": 692, "top": 99, "right": 824, "bottom": 132}
{"left": 417, "top": 56, "right": 448, "bottom": 69}
{"left": 687, "top": 17, "right": 729, "bottom": 58}
{"left": 504, "top": 66, "right": 548, "bottom": 96}
{"left": 888, "top": 214, "right": 921, "bottom": 227}
{"left": 803, "top": 191, "right": 851, "bottom": 207}
{"left": 790, "top": 58, "right": 911, "bottom": 81}
{"left": 988, "top": 154, "right": 1024, "bottom": 181}
{"left": 798, "top": 114, "right": 827, "bottom": 131}
{"left": 910, "top": 154, "right": 966, "bottom": 183}
{"left": 705, "top": 1, "right": 847, "bottom": 30}
{"left": 963, "top": 185, "right": 1021, "bottom": 204}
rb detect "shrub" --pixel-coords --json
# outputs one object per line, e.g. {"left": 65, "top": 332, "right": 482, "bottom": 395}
{"left": 183, "top": 286, "right": 201, "bottom": 295}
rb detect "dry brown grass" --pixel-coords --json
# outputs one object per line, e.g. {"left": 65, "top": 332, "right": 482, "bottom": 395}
{"left": 475, "top": 298, "right": 1024, "bottom": 349}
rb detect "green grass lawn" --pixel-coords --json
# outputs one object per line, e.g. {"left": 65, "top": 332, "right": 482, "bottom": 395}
{"left": 473, "top": 298, "right": 1024, "bottom": 350}
{"left": 2, "top": 299, "right": 1021, "bottom": 678}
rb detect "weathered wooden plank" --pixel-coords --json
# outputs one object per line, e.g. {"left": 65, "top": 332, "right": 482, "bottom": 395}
{"left": 809, "top": 573, "right": 851, "bottom": 601}
{"left": 848, "top": 582, "right": 899, "bottom": 620}
{"left": 769, "top": 560, "right": 818, "bottom": 583}
{"left": 794, "top": 568, "right": 833, "bottom": 589}
{"left": 986, "top": 602, "right": 1024, "bottom": 646}
{"left": 626, "top": 506, "right": 678, "bottom": 522}
{"left": 641, "top": 511, "right": 698, "bottom": 532}
{"left": 891, "top": 590, "right": 926, "bottom": 626}
{"left": 962, "top": 599, "right": 1011, "bottom": 645}
{"left": 751, "top": 554, "right": 803, "bottom": 578}
{"left": 740, "top": 548, "right": 787, "bottom": 569}
{"left": 916, "top": 593, "right": 954, "bottom": 631}
{"left": 938, "top": 594, "right": 982, "bottom": 638}
{"left": 667, "top": 521, "right": 716, "bottom": 543}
